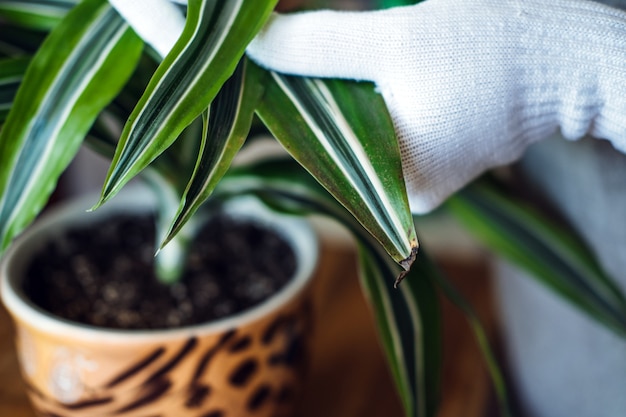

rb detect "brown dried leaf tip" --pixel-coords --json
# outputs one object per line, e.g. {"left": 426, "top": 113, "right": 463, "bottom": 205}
{"left": 394, "top": 245, "right": 419, "bottom": 288}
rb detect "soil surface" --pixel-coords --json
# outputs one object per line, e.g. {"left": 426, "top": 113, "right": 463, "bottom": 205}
{"left": 23, "top": 212, "right": 297, "bottom": 330}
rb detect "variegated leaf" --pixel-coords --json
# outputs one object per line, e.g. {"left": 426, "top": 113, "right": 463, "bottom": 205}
{"left": 447, "top": 179, "right": 626, "bottom": 338}
{"left": 255, "top": 71, "right": 418, "bottom": 279}
{"left": 0, "top": 57, "right": 29, "bottom": 122}
{"left": 0, "top": 0, "right": 75, "bottom": 30}
{"left": 95, "top": 0, "right": 278, "bottom": 208}
{"left": 161, "top": 59, "right": 265, "bottom": 247}
{"left": 356, "top": 240, "right": 440, "bottom": 417}
{"left": 0, "top": 0, "right": 143, "bottom": 251}
{"left": 217, "top": 156, "right": 441, "bottom": 417}
{"left": 86, "top": 112, "right": 188, "bottom": 283}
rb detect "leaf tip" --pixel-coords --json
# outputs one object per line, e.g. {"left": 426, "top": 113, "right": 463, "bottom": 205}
{"left": 157, "top": 237, "right": 171, "bottom": 254}
{"left": 87, "top": 198, "right": 105, "bottom": 213}
{"left": 394, "top": 245, "right": 419, "bottom": 288}
{"left": 86, "top": 204, "right": 99, "bottom": 213}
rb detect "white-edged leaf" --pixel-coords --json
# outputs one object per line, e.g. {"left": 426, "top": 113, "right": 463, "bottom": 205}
{"left": 95, "top": 0, "right": 277, "bottom": 208}
{"left": 0, "top": 0, "right": 143, "bottom": 251}
{"left": 356, "top": 241, "right": 441, "bottom": 417}
{"left": 161, "top": 58, "right": 264, "bottom": 247}
{"left": 216, "top": 156, "right": 441, "bottom": 417}
{"left": 0, "top": 0, "right": 76, "bottom": 30}
{"left": 256, "top": 71, "right": 418, "bottom": 279}
{"left": 447, "top": 179, "right": 626, "bottom": 338}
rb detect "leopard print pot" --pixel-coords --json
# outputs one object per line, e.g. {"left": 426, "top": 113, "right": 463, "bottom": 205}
{"left": 1, "top": 190, "right": 318, "bottom": 417}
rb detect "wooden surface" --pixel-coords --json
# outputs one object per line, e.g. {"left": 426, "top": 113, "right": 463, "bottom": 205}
{"left": 0, "top": 239, "right": 498, "bottom": 417}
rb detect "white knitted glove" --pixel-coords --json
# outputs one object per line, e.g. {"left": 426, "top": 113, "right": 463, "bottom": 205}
{"left": 110, "top": 0, "right": 626, "bottom": 213}
{"left": 108, "top": 0, "right": 184, "bottom": 58}
{"left": 248, "top": 0, "right": 626, "bottom": 213}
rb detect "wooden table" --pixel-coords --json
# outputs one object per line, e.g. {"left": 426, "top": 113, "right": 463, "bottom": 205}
{"left": 0, "top": 239, "right": 498, "bottom": 417}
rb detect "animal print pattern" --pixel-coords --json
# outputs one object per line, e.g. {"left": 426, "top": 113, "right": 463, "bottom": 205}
{"left": 13, "top": 293, "right": 313, "bottom": 417}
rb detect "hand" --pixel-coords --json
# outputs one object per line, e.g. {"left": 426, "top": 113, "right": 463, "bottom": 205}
{"left": 247, "top": 0, "right": 626, "bottom": 213}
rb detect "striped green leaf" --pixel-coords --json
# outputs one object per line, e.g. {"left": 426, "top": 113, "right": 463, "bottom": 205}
{"left": 0, "top": 0, "right": 78, "bottom": 30}
{"left": 0, "top": 0, "right": 143, "bottom": 251}
{"left": 95, "top": 0, "right": 278, "bottom": 208}
{"left": 357, "top": 240, "right": 441, "bottom": 417}
{"left": 0, "top": 57, "right": 29, "bottom": 122}
{"left": 93, "top": 53, "right": 187, "bottom": 188}
{"left": 217, "top": 156, "right": 441, "bottom": 417}
{"left": 0, "top": 0, "right": 75, "bottom": 30}
{"left": 446, "top": 179, "right": 626, "bottom": 338}
{"left": 256, "top": 71, "right": 418, "bottom": 279}
{"left": 86, "top": 112, "right": 188, "bottom": 284}
{"left": 161, "top": 59, "right": 266, "bottom": 247}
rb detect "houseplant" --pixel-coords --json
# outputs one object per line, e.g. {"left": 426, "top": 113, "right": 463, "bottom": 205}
{"left": 1, "top": 186, "right": 320, "bottom": 417}
{"left": 0, "top": 1, "right": 434, "bottom": 416}
{"left": 1, "top": 1, "right": 625, "bottom": 417}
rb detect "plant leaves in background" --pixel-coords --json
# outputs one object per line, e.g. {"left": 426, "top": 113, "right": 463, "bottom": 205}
{"left": 0, "top": 57, "right": 29, "bottom": 123}
{"left": 218, "top": 155, "right": 441, "bottom": 417}
{"left": 0, "top": 0, "right": 143, "bottom": 251}
{"left": 0, "top": 22, "right": 47, "bottom": 57}
{"left": 446, "top": 179, "right": 626, "bottom": 338}
{"left": 0, "top": 0, "right": 75, "bottom": 31}
{"left": 96, "top": 0, "right": 278, "bottom": 207}
{"left": 357, "top": 241, "right": 441, "bottom": 417}
{"left": 256, "top": 70, "right": 418, "bottom": 280}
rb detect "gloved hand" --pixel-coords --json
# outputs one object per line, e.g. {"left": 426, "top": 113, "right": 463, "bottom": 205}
{"left": 247, "top": 0, "right": 626, "bottom": 213}
{"left": 109, "top": 0, "right": 626, "bottom": 213}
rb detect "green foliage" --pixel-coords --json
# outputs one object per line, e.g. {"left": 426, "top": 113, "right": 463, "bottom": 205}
{"left": 0, "top": 0, "right": 417, "bottom": 282}
{"left": 447, "top": 179, "right": 626, "bottom": 338}
{"left": 0, "top": 3, "right": 423, "bottom": 413}
{"left": 1, "top": 2, "right": 624, "bottom": 417}
{"left": 219, "top": 156, "right": 441, "bottom": 417}
{"left": 0, "top": 0, "right": 76, "bottom": 30}
{"left": 256, "top": 68, "right": 417, "bottom": 270}
{"left": 0, "top": 0, "right": 142, "bottom": 250}
{"left": 96, "top": 0, "right": 279, "bottom": 209}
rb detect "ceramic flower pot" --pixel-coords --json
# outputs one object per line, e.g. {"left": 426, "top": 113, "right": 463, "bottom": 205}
{"left": 1, "top": 187, "right": 318, "bottom": 417}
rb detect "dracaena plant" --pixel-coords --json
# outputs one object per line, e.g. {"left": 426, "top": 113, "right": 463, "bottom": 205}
{"left": 1, "top": 1, "right": 625, "bottom": 417}
{"left": 0, "top": 2, "right": 434, "bottom": 417}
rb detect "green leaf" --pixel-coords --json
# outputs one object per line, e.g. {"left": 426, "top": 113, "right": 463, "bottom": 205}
{"left": 372, "top": 0, "right": 424, "bottom": 8}
{"left": 446, "top": 179, "right": 626, "bottom": 338}
{"left": 357, "top": 241, "right": 441, "bottom": 417}
{"left": 96, "top": 0, "right": 278, "bottom": 208}
{"left": 162, "top": 58, "right": 266, "bottom": 247}
{"left": 142, "top": 168, "right": 190, "bottom": 285}
{"left": 0, "top": 0, "right": 76, "bottom": 30}
{"left": 256, "top": 71, "right": 418, "bottom": 278}
{"left": 0, "top": 56, "right": 29, "bottom": 123}
{"left": 0, "top": 22, "right": 47, "bottom": 57}
{"left": 0, "top": 0, "right": 143, "bottom": 251}
{"left": 218, "top": 156, "right": 440, "bottom": 417}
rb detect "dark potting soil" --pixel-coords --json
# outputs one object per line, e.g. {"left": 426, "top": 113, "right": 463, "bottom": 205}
{"left": 22, "top": 213, "right": 297, "bottom": 330}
